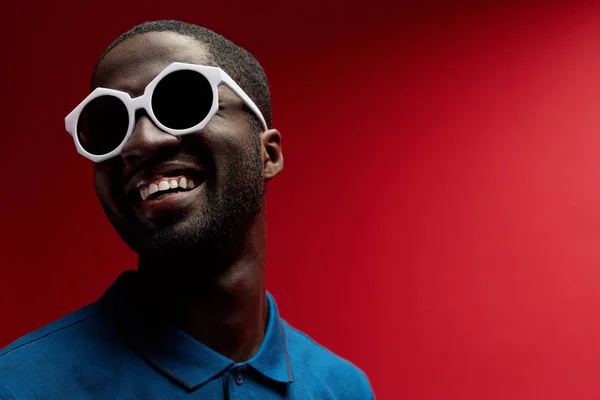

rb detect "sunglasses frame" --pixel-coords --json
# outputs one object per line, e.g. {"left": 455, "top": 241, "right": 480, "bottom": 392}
{"left": 65, "top": 62, "right": 268, "bottom": 163}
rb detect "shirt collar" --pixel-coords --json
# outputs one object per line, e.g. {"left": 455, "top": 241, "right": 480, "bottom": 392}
{"left": 99, "top": 271, "right": 294, "bottom": 390}
{"left": 247, "top": 291, "right": 295, "bottom": 384}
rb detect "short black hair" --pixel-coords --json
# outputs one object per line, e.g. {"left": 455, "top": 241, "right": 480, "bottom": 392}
{"left": 91, "top": 20, "right": 272, "bottom": 130}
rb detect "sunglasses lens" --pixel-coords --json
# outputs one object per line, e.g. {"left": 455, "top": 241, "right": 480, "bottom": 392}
{"left": 77, "top": 95, "right": 129, "bottom": 156}
{"left": 152, "top": 70, "right": 213, "bottom": 130}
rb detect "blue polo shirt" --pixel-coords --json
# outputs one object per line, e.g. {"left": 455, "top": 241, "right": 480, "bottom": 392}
{"left": 0, "top": 271, "right": 374, "bottom": 399}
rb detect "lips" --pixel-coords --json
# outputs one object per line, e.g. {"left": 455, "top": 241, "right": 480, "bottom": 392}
{"left": 123, "top": 163, "right": 206, "bottom": 219}
{"left": 139, "top": 175, "right": 196, "bottom": 201}
{"left": 125, "top": 162, "right": 203, "bottom": 197}
{"left": 134, "top": 181, "right": 204, "bottom": 218}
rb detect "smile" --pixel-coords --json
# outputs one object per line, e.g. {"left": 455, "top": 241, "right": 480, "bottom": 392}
{"left": 138, "top": 175, "right": 197, "bottom": 201}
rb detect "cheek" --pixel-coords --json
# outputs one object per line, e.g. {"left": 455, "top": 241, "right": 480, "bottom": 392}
{"left": 202, "top": 119, "right": 256, "bottom": 174}
{"left": 94, "top": 164, "right": 125, "bottom": 213}
{"left": 94, "top": 172, "right": 110, "bottom": 202}
{"left": 213, "top": 138, "right": 256, "bottom": 182}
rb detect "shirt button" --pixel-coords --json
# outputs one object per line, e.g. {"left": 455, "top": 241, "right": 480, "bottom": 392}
{"left": 234, "top": 368, "right": 245, "bottom": 385}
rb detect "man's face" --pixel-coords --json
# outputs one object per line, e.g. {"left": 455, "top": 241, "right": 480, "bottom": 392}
{"left": 92, "top": 32, "right": 265, "bottom": 259}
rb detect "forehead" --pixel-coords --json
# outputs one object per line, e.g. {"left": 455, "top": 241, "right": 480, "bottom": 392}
{"left": 93, "top": 31, "right": 212, "bottom": 96}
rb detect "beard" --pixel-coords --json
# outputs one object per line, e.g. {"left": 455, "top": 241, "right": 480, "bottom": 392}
{"left": 99, "top": 132, "right": 265, "bottom": 271}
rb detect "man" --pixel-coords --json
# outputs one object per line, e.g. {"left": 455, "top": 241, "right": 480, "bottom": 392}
{"left": 0, "top": 20, "right": 374, "bottom": 399}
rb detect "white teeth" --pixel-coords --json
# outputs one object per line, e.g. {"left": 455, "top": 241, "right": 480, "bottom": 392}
{"left": 178, "top": 177, "right": 187, "bottom": 189}
{"left": 158, "top": 181, "right": 170, "bottom": 191}
{"left": 148, "top": 183, "right": 158, "bottom": 195}
{"left": 139, "top": 176, "right": 198, "bottom": 201}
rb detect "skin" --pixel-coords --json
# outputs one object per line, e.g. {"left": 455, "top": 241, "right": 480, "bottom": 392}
{"left": 92, "top": 31, "right": 283, "bottom": 362}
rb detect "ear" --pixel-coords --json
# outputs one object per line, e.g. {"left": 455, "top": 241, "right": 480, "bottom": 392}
{"left": 260, "top": 129, "right": 283, "bottom": 180}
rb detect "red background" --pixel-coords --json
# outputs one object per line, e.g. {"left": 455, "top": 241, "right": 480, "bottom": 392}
{"left": 4, "top": 0, "right": 600, "bottom": 398}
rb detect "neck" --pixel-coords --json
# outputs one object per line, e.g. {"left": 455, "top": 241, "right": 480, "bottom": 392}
{"left": 136, "top": 209, "right": 269, "bottom": 362}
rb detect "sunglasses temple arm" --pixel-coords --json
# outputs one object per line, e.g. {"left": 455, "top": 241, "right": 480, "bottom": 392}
{"left": 220, "top": 72, "right": 268, "bottom": 132}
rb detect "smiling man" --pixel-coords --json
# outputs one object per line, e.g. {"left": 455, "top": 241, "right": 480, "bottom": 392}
{"left": 0, "top": 20, "right": 374, "bottom": 399}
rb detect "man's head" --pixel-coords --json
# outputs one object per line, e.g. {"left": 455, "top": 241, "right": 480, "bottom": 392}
{"left": 86, "top": 20, "right": 283, "bottom": 267}
{"left": 92, "top": 20, "right": 273, "bottom": 131}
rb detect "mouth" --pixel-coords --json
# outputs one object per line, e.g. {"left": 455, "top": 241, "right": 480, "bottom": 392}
{"left": 124, "top": 165, "right": 206, "bottom": 217}
{"left": 138, "top": 175, "right": 198, "bottom": 201}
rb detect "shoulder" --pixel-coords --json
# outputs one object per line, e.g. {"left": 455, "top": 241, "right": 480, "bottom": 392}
{"left": 0, "top": 303, "right": 98, "bottom": 365}
{"left": 0, "top": 302, "right": 119, "bottom": 397}
{"left": 0, "top": 303, "right": 101, "bottom": 359}
{"left": 281, "top": 320, "right": 374, "bottom": 399}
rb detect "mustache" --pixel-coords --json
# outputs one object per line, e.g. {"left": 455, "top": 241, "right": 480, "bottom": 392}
{"left": 122, "top": 149, "right": 205, "bottom": 185}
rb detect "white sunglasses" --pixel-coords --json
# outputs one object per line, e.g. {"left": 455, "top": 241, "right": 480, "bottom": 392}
{"left": 65, "top": 62, "right": 268, "bottom": 163}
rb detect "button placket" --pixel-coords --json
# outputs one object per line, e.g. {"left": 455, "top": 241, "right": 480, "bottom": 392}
{"left": 233, "top": 365, "right": 246, "bottom": 386}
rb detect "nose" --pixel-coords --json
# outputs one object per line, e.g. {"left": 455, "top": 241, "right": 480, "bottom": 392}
{"left": 120, "top": 112, "right": 180, "bottom": 163}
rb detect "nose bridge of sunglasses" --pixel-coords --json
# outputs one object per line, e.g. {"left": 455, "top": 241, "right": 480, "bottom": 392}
{"left": 128, "top": 95, "right": 158, "bottom": 129}
{"left": 130, "top": 95, "right": 149, "bottom": 112}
